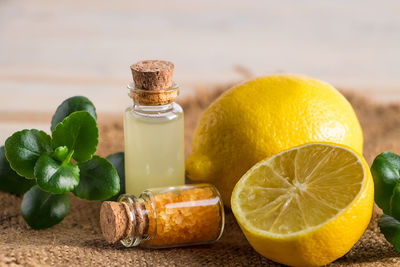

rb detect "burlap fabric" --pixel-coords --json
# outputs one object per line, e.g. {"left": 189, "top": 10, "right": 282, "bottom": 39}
{"left": 1, "top": 85, "right": 400, "bottom": 266}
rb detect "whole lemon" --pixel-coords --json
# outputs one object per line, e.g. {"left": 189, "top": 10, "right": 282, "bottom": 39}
{"left": 186, "top": 75, "right": 363, "bottom": 206}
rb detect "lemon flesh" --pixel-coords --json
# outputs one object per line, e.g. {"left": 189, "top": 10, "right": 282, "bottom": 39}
{"left": 231, "top": 143, "right": 374, "bottom": 267}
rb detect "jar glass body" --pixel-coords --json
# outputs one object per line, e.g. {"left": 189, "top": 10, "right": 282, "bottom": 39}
{"left": 124, "top": 83, "right": 185, "bottom": 196}
{"left": 119, "top": 183, "right": 225, "bottom": 248}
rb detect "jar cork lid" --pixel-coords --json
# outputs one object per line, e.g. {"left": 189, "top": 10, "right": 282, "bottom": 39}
{"left": 129, "top": 60, "right": 178, "bottom": 105}
{"left": 100, "top": 201, "right": 149, "bottom": 244}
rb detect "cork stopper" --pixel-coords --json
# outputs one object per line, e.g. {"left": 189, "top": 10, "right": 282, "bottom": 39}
{"left": 130, "top": 60, "right": 174, "bottom": 90}
{"left": 100, "top": 202, "right": 131, "bottom": 243}
{"left": 129, "top": 60, "right": 178, "bottom": 105}
{"left": 100, "top": 201, "right": 149, "bottom": 244}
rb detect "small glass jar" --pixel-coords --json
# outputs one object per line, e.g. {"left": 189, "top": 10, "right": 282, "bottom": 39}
{"left": 124, "top": 82, "right": 185, "bottom": 196}
{"left": 100, "top": 184, "right": 224, "bottom": 248}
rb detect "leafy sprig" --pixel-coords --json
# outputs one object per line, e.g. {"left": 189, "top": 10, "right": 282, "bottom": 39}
{"left": 0, "top": 96, "right": 124, "bottom": 229}
{"left": 371, "top": 152, "right": 400, "bottom": 251}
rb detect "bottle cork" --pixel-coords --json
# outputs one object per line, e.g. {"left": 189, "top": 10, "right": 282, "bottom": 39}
{"left": 129, "top": 60, "right": 178, "bottom": 105}
{"left": 130, "top": 60, "right": 174, "bottom": 91}
{"left": 100, "top": 201, "right": 149, "bottom": 244}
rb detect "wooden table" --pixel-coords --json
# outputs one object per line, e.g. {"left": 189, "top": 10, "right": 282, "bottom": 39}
{"left": 1, "top": 0, "right": 400, "bottom": 143}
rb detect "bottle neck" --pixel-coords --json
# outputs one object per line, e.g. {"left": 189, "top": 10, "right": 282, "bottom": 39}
{"left": 128, "top": 82, "right": 179, "bottom": 106}
{"left": 133, "top": 103, "right": 174, "bottom": 113}
{"left": 118, "top": 193, "right": 155, "bottom": 247}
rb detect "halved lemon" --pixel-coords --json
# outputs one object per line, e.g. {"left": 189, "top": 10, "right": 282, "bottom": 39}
{"left": 231, "top": 143, "right": 374, "bottom": 267}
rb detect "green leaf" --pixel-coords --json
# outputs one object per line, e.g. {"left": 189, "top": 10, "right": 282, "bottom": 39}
{"left": 34, "top": 153, "right": 80, "bottom": 194}
{"left": 51, "top": 96, "right": 97, "bottom": 131}
{"left": 371, "top": 152, "right": 400, "bottom": 215}
{"left": 21, "top": 185, "right": 70, "bottom": 229}
{"left": 52, "top": 111, "right": 98, "bottom": 163}
{"left": 5, "top": 129, "right": 52, "bottom": 179}
{"left": 106, "top": 152, "right": 125, "bottom": 201}
{"left": 379, "top": 214, "right": 400, "bottom": 251}
{"left": 0, "top": 146, "right": 35, "bottom": 194}
{"left": 391, "top": 183, "right": 400, "bottom": 221}
{"left": 73, "top": 156, "right": 120, "bottom": 201}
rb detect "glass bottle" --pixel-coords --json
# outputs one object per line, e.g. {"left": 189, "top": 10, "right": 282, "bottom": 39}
{"left": 124, "top": 60, "right": 185, "bottom": 196}
{"left": 100, "top": 184, "right": 225, "bottom": 248}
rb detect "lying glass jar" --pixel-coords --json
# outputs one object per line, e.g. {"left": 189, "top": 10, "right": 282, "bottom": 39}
{"left": 100, "top": 184, "right": 225, "bottom": 248}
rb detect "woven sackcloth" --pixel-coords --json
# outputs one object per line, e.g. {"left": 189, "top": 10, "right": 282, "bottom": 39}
{"left": 1, "top": 85, "right": 400, "bottom": 266}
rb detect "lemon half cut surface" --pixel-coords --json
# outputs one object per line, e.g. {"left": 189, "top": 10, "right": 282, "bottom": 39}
{"left": 231, "top": 143, "right": 374, "bottom": 267}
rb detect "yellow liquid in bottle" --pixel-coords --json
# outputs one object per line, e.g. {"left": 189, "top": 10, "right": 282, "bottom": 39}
{"left": 124, "top": 104, "right": 185, "bottom": 196}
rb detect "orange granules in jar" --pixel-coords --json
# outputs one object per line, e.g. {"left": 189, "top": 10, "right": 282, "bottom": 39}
{"left": 100, "top": 184, "right": 225, "bottom": 248}
{"left": 145, "top": 187, "right": 222, "bottom": 246}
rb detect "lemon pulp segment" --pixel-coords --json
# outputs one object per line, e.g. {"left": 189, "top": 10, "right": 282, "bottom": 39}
{"left": 233, "top": 143, "right": 365, "bottom": 236}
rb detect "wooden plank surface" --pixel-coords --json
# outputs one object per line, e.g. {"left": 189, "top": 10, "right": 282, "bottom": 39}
{"left": 1, "top": 0, "right": 400, "bottom": 144}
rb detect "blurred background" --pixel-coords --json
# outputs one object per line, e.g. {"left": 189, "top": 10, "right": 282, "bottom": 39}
{"left": 0, "top": 0, "right": 400, "bottom": 143}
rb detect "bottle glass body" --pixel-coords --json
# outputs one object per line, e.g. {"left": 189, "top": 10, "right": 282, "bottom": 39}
{"left": 124, "top": 83, "right": 185, "bottom": 196}
{"left": 119, "top": 183, "right": 225, "bottom": 248}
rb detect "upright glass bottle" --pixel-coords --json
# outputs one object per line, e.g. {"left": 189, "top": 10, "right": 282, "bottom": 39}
{"left": 124, "top": 60, "right": 185, "bottom": 196}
